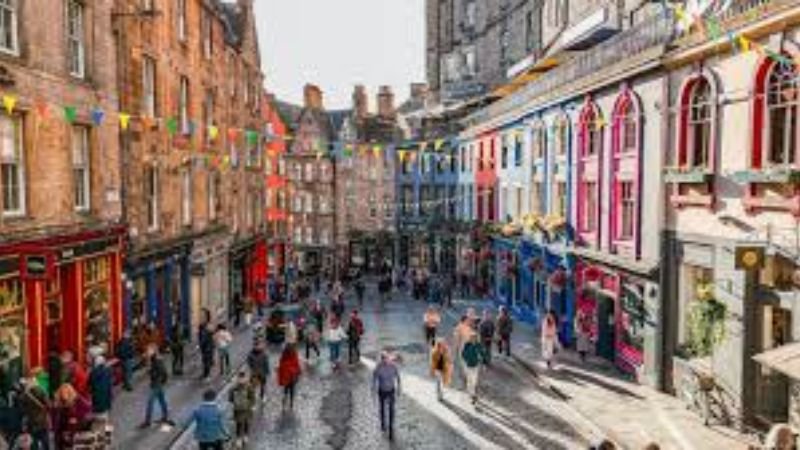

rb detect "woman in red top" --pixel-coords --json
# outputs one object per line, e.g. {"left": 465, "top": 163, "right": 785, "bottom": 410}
{"left": 277, "top": 344, "right": 302, "bottom": 411}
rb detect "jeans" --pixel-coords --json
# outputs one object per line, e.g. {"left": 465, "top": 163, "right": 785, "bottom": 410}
{"left": 218, "top": 348, "right": 230, "bottom": 375}
{"left": 378, "top": 390, "right": 395, "bottom": 433}
{"left": 348, "top": 339, "right": 360, "bottom": 364}
{"left": 172, "top": 348, "right": 184, "bottom": 375}
{"left": 465, "top": 366, "right": 480, "bottom": 399}
{"left": 283, "top": 381, "right": 296, "bottom": 409}
{"left": 497, "top": 334, "right": 511, "bottom": 356}
{"left": 329, "top": 342, "right": 341, "bottom": 363}
{"left": 31, "top": 429, "right": 50, "bottom": 450}
{"left": 202, "top": 353, "right": 213, "bottom": 378}
{"left": 482, "top": 339, "right": 493, "bottom": 364}
{"left": 145, "top": 386, "right": 169, "bottom": 422}
{"left": 122, "top": 358, "right": 134, "bottom": 389}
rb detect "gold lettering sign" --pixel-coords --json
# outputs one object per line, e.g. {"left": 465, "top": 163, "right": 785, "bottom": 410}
{"left": 0, "top": 279, "right": 24, "bottom": 315}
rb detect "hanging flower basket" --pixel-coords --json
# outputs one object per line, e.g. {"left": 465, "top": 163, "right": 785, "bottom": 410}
{"left": 550, "top": 269, "right": 567, "bottom": 292}
{"left": 528, "top": 257, "right": 544, "bottom": 273}
{"left": 695, "top": 282, "right": 714, "bottom": 301}
{"left": 583, "top": 266, "right": 602, "bottom": 283}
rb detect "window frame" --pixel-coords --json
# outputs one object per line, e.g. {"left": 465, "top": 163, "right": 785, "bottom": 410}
{"left": 610, "top": 88, "right": 641, "bottom": 254}
{"left": 145, "top": 165, "right": 159, "bottom": 230}
{"left": 71, "top": 125, "right": 91, "bottom": 212}
{"left": 0, "top": 114, "right": 24, "bottom": 217}
{"left": 577, "top": 99, "right": 603, "bottom": 243}
{"left": 177, "top": 0, "right": 187, "bottom": 42}
{"left": 0, "top": 0, "right": 19, "bottom": 55}
{"left": 142, "top": 56, "right": 157, "bottom": 117}
{"left": 179, "top": 76, "right": 190, "bottom": 134}
{"left": 66, "top": 0, "right": 85, "bottom": 79}
{"left": 181, "top": 168, "right": 192, "bottom": 227}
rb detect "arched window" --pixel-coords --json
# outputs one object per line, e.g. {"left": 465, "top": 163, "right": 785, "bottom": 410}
{"left": 677, "top": 73, "right": 716, "bottom": 170}
{"left": 611, "top": 88, "right": 641, "bottom": 256}
{"left": 578, "top": 100, "right": 603, "bottom": 242}
{"left": 530, "top": 120, "right": 546, "bottom": 216}
{"left": 765, "top": 61, "right": 798, "bottom": 167}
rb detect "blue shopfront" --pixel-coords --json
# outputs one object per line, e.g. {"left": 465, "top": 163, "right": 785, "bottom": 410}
{"left": 125, "top": 242, "right": 192, "bottom": 353}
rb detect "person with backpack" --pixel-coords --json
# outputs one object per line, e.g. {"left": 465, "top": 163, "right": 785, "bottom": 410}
{"left": 139, "top": 345, "right": 174, "bottom": 428}
{"left": 187, "top": 389, "right": 229, "bottom": 450}
{"left": 423, "top": 305, "right": 441, "bottom": 346}
{"left": 246, "top": 341, "right": 270, "bottom": 403}
{"left": 347, "top": 310, "right": 364, "bottom": 365}
{"left": 228, "top": 372, "right": 256, "bottom": 447}
{"left": 462, "top": 332, "right": 488, "bottom": 406}
{"left": 478, "top": 309, "right": 496, "bottom": 365}
{"left": 429, "top": 339, "right": 452, "bottom": 401}
{"left": 496, "top": 306, "right": 514, "bottom": 358}
{"left": 277, "top": 344, "right": 301, "bottom": 411}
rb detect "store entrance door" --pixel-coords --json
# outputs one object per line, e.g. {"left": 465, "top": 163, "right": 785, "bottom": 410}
{"left": 755, "top": 304, "right": 790, "bottom": 423}
{"left": 596, "top": 295, "right": 616, "bottom": 362}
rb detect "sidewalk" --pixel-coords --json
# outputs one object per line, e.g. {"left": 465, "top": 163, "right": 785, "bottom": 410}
{"left": 450, "top": 297, "right": 756, "bottom": 450}
{"left": 110, "top": 324, "right": 255, "bottom": 449}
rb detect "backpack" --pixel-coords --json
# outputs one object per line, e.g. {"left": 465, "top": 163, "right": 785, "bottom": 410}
{"left": 231, "top": 386, "right": 251, "bottom": 411}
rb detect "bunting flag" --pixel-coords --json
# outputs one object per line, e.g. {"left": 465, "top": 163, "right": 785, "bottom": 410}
{"left": 372, "top": 145, "right": 382, "bottom": 158}
{"left": 2, "top": 95, "right": 16, "bottom": 115}
{"left": 91, "top": 108, "right": 105, "bottom": 126}
{"left": 35, "top": 100, "right": 49, "bottom": 119}
{"left": 63, "top": 106, "right": 77, "bottom": 124}
{"left": 434, "top": 139, "right": 445, "bottom": 151}
{"left": 227, "top": 128, "right": 240, "bottom": 142}
{"left": 166, "top": 117, "right": 178, "bottom": 135}
{"left": 246, "top": 130, "right": 258, "bottom": 145}
{"left": 738, "top": 35, "right": 751, "bottom": 52}
{"left": 119, "top": 113, "right": 131, "bottom": 130}
{"left": 398, "top": 150, "right": 407, "bottom": 161}
{"left": 209, "top": 125, "right": 219, "bottom": 141}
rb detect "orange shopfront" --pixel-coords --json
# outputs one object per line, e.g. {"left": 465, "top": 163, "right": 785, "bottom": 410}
{"left": 0, "top": 226, "right": 125, "bottom": 394}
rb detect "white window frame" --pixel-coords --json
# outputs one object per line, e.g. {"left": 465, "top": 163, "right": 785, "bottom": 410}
{"left": 179, "top": 76, "right": 189, "bottom": 134}
{"left": 181, "top": 169, "right": 192, "bottom": 226}
{"left": 145, "top": 165, "right": 159, "bottom": 230}
{"left": 142, "top": 56, "right": 156, "bottom": 116}
{"left": 66, "top": 0, "right": 85, "bottom": 79}
{"left": 201, "top": 8, "right": 212, "bottom": 59}
{"left": 208, "top": 172, "right": 219, "bottom": 222}
{"left": 0, "top": 114, "right": 24, "bottom": 217}
{"left": 0, "top": 0, "right": 19, "bottom": 55}
{"left": 72, "top": 126, "right": 90, "bottom": 211}
{"left": 177, "top": 0, "right": 187, "bottom": 42}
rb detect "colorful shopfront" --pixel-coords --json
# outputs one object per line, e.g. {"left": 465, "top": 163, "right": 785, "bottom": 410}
{"left": 0, "top": 226, "right": 126, "bottom": 397}
{"left": 574, "top": 256, "right": 659, "bottom": 381}
{"left": 125, "top": 241, "right": 192, "bottom": 352}
{"left": 229, "top": 235, "right": 268, "bottom": 315}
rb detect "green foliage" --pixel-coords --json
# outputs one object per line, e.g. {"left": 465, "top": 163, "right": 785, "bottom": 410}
{"left": 686, "top": 298, "right": 727, "bottom": 357}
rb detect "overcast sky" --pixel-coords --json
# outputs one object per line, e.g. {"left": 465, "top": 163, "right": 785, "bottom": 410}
{"left": 255, "top": 0, "right": 426, "bottom": 110}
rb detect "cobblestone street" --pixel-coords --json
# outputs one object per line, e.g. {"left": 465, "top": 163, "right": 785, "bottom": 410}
{"left": 169, "top": 284, "right": 596, "bottom": 450}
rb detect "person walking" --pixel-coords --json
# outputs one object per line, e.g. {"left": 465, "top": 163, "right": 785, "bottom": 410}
{"left": 115, "top": 331, "right": 135, "bottom": 391}
{"left": 277, "top": 344, "right": 302, "bottom": 411}
{"left": 285, "top": 318, "right": 299, "bottom": 347}
{"left": 541, "top": 310, "right": 559, "bottom": 369}
{"left": 138, "top": 344, "right": 174, "bottom": 428}
{"left": 330, "top": 295, "right": 345, "bottom": 321}
{"left": 478, "top": 310, "right": 496, "bottom": 365}
{"left": 199, "top": 323, "right": 215, "bottom": 381}
{"left": 423, "top": 306, "right": 441, "bottom": 346}
{"left": 347, "top": 310, "right": 364, "bottom": 365}
{"left": 354, "top": 279, "right": 365, "bottom": 309}
{"left": 575, "top": 309, "right": 594, "bottom": 362}
{"left": 246, "top": 341, "right": 270, "bottom": 404}
{"left": 461, "top": 333, "right": 487, "bottom": 405}
{"left": 18, "top": 373, "right": 51, "bottom": 450}
{"left": 187, "top": 390, "right": 229, "bottom": 450}
{"left": 232, "top": 293, "right": 243, "bottom": 328}
{"left": 496, "top": 306, "right": 514, "bottom": 358}
{"left": 228, "top": 372, "right": 256, "bottom": 447}
{"left": 429, "top": 339, "right": 452, "bottom": 401}
{"left": 310, "top": 300, "right": 326, "bottom": 335}
{"left": 87, "top": 356, "right": 113, "bottom": 418}
{"left": 169, "top": 324, "right": 186, "bottom": 376}
{"left": 52, "top": 383, "right": 91, "bottom": 450}
{"left": 326, "top": 318, "right": 347, "bottom": 371}
{"left": 214, "top": 324, "right": 233, "bottom": 376}
{"left": 452, "top": 315, "right": 472, "bottom": 380}
{"left": 372, "top": 352, "right": 401, "bottom": 441}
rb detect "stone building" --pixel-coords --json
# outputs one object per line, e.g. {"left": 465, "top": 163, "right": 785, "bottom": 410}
{"left": 0, "top": 0, "right": 125, "bottom": 391}
{"left": 335, "top": 85, "right": 402, "bottom": 273}
{"left": 281, "top": 85, "right": 346, "bottom": 278}
{"left": 262, "top": 94, "right": 289, "bottom": 298}
{"left": 115, "top": 0, "right": 266, "bottom": 343}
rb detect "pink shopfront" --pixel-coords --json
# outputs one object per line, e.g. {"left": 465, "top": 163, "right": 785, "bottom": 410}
{"left": 574, "top": 259, "right": 656, "bottom": 380}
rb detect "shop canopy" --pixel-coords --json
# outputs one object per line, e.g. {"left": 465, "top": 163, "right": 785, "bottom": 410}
{"left": 753, "top": 342, "right": 800, "bottom": 380}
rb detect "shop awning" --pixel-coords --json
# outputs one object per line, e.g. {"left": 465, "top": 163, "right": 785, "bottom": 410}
{"left": 753, "top": 342, "right": 800, "bottom": 380}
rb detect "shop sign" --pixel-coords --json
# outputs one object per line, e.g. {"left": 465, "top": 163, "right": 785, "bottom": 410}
{"left": 735, "top": 246, "right": 765, "bottom": 271}
{"left": 20, "top": 254, "right": 54, "bottom": 280}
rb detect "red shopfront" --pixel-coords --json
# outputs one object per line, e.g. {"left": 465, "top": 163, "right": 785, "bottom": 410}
{"left": 0, "top": 227, "right": 125, "bottom": 384}
{"left": 574, "top": 260, "right": 650, "bottom": 378}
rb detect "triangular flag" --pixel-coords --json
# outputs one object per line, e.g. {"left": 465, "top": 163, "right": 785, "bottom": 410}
{"left": 166, "top": 117, "right": 178, "bottom": 135}
{"left": 119, "top": 113, "right": 131, "bottom": 130}
{"left": 91, "top": 108, "right": 105, "bottom": 126}
{"left": 208, "top": 125, "right": 219, "bottom": 141}
{"left": 738, "top": 35, "right": 751, "bottom": 52}
{"left": 2, "top": 95, "right": 16, "bottom": 115}
{"left": 227, "top": 128, "right": 239, "bottom": 142}
{"left": 246, "top": 130, "right": 258, "bottom": 145}
{"left": 398, "top": 150, "right": 406, "bottom": 161}
{"left": 434, "top": 139, "right": 445, "bottom": 151}
{"left": 372, "top": 145, "right": 381, "bottom": 157}
{"left": 63, "top": 106, "right": 77, "bottom": 124}
{"left": 35, "top": 101, "right": 49, "bottom": 118}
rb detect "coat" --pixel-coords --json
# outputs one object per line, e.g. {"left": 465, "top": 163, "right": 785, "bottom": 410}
{"left": 247, "top": 349, "right": 270, "bottom": 381}
{"left": 429, "top": 347, "right": 452, "bottom": 386}
{"left": 190, "top": 402, "right": 228, "bottom": 444}
{"left": 277, "top": 353, "right": 301, "bottom": 387}
{"left": 18, "top": 385, "right": 50, "bottom": 432}
{"left": 88, "top": 365, "right": 113, "bottom": 413}
{"left": 228, "top": 384, "right": 256, "bottom": 421}
{"left": 462, "top": 342, "right": 487, "bottom": 368}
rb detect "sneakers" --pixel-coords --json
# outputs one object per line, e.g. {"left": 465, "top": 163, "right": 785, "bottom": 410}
{"left": 137, "top": 422, "right": 151, "bottom": 429}
{"left": 161, "top": 418, "right": 176, "bottom": 426}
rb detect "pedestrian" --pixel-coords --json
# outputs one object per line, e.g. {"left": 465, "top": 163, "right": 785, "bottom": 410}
{"left": 326, "top": 318, "right": 347, "bottom": 370}
{"left": 214, "top": 324, "right": 233, "bottom": 376}
{"left": 199, "top": 323, "right": 215, "bottom": 380}
{"left": 310, "top": 300, "right": 326, "bottom": 335}
{"left": 138, "top": 344, "right": 174, "bottom": 428}
{"left": 423, "top": 305, "right": 441, "bottom": 346}
{"left": 354, "top": 279, "right": 365, "bottom": 308}
{"left": 232, "top": 293, "right": 243, "bottom": 328}
{"left": 246, "top": 341, "right": 271, "bottom": 403}
{"left": 575, "top": 309, "right": 594, "bottom": 362}
{"left": 52, "top": 383, "right": 91, "bottom": 450}
{"left": 303, "top": 316, "right": 321, "bottom": 360}
{"left": 496, "top": 306, "right": 513, "bottom": 358}
{"left": 372, "top": 352, "right": 401, "bottom": 441}
{"left": 461, "top": 332, "right": 487, "bottom": 405}
{"left": 541, "top": 310, "right": 559, "bottom": 369}
{"left": 452, "top": 315, "right": 472, "bottom": 379}
{"left": 277, "top": 344, "right": 302, "bottom": 411}
{"left": 347, "top": 310, "right": 364, "bottom": 365}
{"left": 17, "top": 373, "right": 51, "bottom": 450}
{"left": 243, "top": 296, "right": 255, "bottom": 327}
{"left": 478, "top": 310, "right": 495, "bottom": 365}
{"left": 60, "top": 351, "right": 88, "bottom": 399}
{"left": 285, "top": 318, "right": 298, "bottom": 347}
{"left": 228, "top": 372, "right": 255, "bottom": 447}
{"left": 115, "top": 331, "right": 135, "bottom": 391}
{"left": 330, "top": 296, "right": 345, "bottom": 321}
{"left": 429, "top": 339, "right": 452, "bottom": 401}
{"left": 87, "top": 356, "right": 113, "bottom": 417}
{"left": 187, "top": 389, "right": 229, "bottom": 450}
{"left": 169, "top": 324, "right": 185, "bottom": 376}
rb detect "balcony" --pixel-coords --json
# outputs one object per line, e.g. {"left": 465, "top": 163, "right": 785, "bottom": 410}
{"left": 558, "top": 6, "right": 619, "bottom": 51}
{"left": 731, "top": 167, "right": 800, "bottom": 184}
{"left": 664, "top": 167, "right": 715, "bottom": 184}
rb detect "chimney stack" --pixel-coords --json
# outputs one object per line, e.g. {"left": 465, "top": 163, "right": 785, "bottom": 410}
{"left": 303, "top": 84, "right": 324, "bottom": 110}
{"left": 377, "top": 85, "right": 395, "bottom": 119}
{"left": 352, "top": 85, "right": 368, "bottom": 120}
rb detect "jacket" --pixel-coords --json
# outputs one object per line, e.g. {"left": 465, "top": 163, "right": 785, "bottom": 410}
{"left": 496, "top": 315, "right": 513, "bottom": 336}
{"left": 247, "top": 349, "right": 270, "bottom": 379}
{"left": 347, "top": 317, "right": 363, "bottom": 342}
{"left": 277, "top": 353, "right": 301, "bottom": 387}
{"left": 429, "top": 347, "right": 452, "bottom": 386}
{"left": 88, "top": 364, "right": 113, "bottom": 413}
{"left": 148, "top": 355, "right": 168, "bottom": 388}
{"left": 479, "top": 319, "right": 495, "bottom": 340}
{"left": 190, "top": 402, "right": 228, "bottom": 443}
{"left": 228, "top": 383, "right": 256, "bottom": 418}
{"left": 18, "top": 385, "right": 50, "bottom": 432}
{"left": 326, "top": 326, "right": 346, "bottom": 343}
{"left": 115, "top": 337, "right": 135, "bottom": 361}
{"left": 462, "top": 342, "right": 486, "bottom": 368}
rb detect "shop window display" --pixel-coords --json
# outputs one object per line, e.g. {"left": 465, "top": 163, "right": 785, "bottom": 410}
{"left": 0, "top": 278, "right": 24, "bottom": 405}
{"left": 83, "top": 257, "right": 110, "bottom": 355}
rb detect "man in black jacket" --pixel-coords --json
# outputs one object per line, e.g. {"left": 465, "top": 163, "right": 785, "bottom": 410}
{"left": 116, "top": 331, "right": 135, "bottom": 391}
{"left": 139, "top": 345, "right": 175, "bottom": 428}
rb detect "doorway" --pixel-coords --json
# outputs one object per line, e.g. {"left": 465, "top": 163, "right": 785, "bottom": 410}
{"left": 596, "top": 295, "right": 617, "bottom": 362}
{"left": 755, "top": 303, "right": 790, "bottom": 423}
